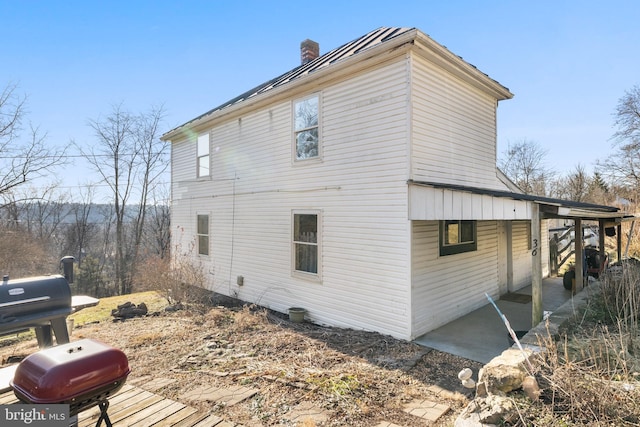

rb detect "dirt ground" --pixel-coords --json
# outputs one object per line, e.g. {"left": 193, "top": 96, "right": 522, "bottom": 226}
{"left": 0, "top": 304, "right": 483, "bottom": 426}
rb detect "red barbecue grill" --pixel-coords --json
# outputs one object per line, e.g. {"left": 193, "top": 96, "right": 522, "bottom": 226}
{"left": 11, "top": 338, "right": 130, "bottom": 427}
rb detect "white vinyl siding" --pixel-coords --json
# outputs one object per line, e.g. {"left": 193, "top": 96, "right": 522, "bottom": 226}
{"left": 510, "top": 221, "right": 532, "bottom": 290}
{"left": 411, "top": 220, "right": 500, "bottom": 337}
{"left": 410, "top": 54, "right": 506, "bottom": 191}
{"left": 168, "top": 42, "right": 525, "bottom": 341}
{"left": 170, "top": 58, "right": 412, "bottom": 339}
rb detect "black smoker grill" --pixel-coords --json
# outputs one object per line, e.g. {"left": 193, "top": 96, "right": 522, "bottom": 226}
{"left": 0, "top": 257, "right": 78, "bottom": 348}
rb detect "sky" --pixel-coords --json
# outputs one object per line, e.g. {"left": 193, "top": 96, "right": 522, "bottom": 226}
{"left": 2, "top": 0, "right": 639, "bottom": 201}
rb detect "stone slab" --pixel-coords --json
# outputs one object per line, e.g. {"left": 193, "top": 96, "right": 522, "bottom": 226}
{"left": 403, "top": 398, "right": 450, "bottom": 422}
{"left": 183, "top": 384, "right": 258, "bottom": 406}
{"left": 287, "top": 401, "right": 330, "bottom": 424}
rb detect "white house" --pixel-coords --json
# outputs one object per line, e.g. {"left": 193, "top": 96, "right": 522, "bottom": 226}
{"left": 162, "top": 27, "right": 623, "bottom": 341}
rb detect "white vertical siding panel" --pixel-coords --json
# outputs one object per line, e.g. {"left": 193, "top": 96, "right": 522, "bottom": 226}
{"left": 408, "top": 186, "right": 532, "bottom": 220}
{"left": 482, "top": 195, "right": 494, "bottom": 218}
{"left": 411, "top": 221, "right": 500, "bottom": 337}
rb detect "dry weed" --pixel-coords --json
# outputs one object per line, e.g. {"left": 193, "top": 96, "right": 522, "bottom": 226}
{"left": 509, "top": 262, "right": 640, "bottom": 426}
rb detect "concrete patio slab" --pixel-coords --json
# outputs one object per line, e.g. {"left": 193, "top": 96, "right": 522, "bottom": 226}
{"left": 414, "top": 277, "right": 574, "bottom": 363}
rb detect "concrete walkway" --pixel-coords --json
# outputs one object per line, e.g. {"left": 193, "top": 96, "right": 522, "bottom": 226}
{"left": 414, "top": 277, "right": 575, "bottom": 363}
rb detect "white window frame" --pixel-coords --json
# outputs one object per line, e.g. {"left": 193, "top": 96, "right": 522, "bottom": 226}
{"left": 293, "top": 93, "right": 321, "bottom": 162}
{"left": 292, "top": 210, "right": 321, "bottom": 280}
{"left": 196, "top": 214, "right": 209, "bottom": 256}
{"left": 197, "top": 133, "right": 210, "bottom": 178}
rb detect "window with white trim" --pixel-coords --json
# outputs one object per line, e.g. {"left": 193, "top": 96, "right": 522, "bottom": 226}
{"left": 197, "top": 133, "right": 210, "bottom": 177}
{"left": 439, "top": 220, "right": 477, "bottom": 256}
{"left": 293, "top": 211, "right": 320, "bottom": 275}
{"left": 197, "top": 214, "right": 209, "bottom": 256}
{"left": 293, "top": 94, "right": 319, "bottom": 161}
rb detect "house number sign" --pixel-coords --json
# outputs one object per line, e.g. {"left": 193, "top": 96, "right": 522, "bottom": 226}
{"left": 531, "top": 238, "right": 539, "bottom": 257}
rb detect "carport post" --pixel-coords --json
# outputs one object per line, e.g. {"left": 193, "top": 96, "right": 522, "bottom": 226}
{"left": 531, "top": 203, "right": 543, "bottom": 326}
{"left": 575, "top": 219, "right": 584, "bottom": 293}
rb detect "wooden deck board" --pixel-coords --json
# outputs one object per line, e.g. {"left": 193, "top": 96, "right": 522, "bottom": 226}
{"left": 150, "top": 406, "right": 199, "bottom": 426}
{"left": 0, "top": 382, "right": 222, "bottom": 427}
{"left": 0, "top": 391, "right": 19, "bottom": 404}
{"left": 91, "top": 395, "right": 165, "bottom": 425}
{"left": 78, "top": 388, "right": 160, "bottom": 424}
{"left": 79, "top": 396, "right": 164, "bottom": 426}
{"left": 191, "top": 414, "right": 231, "bottom": 426}
{"left": 109, "top": 397, "right": 177, "bottom": 425}
{"left": 170, "top": 411, "right": 224, "bottom": 427}
{"left": 128, "top": 400, "right": 186, "bottom": 426}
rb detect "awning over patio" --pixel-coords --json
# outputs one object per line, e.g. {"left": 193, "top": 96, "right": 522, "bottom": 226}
{"left": 408, "top": 179, "right": 638, "bottom": 326}
{"left": 408, "top": 179, "right": 627, "bottom": 221}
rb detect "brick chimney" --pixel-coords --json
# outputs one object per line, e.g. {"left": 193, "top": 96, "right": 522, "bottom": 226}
{"left": 300, "top": 39, "right": 319, "bottom": 65}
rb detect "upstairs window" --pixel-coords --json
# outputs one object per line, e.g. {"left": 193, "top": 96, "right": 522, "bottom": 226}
{"left": 439, "top": 220, "right": 477, "bottom": 256}
{"left": 197, "top": 133, "right": 210, "bottom": 177}
{"left": 293, "top": 94, "right": 319, "bottom": 161}
{"left": 293, "top": 211, "right": 320, "bottom": 276}
{"left": 197, "top": 214, "right": 209, "bottom": 256}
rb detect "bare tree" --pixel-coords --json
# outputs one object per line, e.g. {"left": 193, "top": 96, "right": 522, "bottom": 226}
{"left": 0, "top": 83, "right": 67, "bottom": 196}
{"left": 144, "top": 186, "right": 171, "bottom": 259}
{"left": 553, "top": 166, "right": 614, "bottom": 205}
{"left": 79, "top": 104, "right": 168, "bottom": 295}
{"left": 499, "top": 138, "right": 554, "bottom": 196}
{"left": 561, "top": 164, "right": 590, "bottom": 202}
{"left": 61, "top": 184, "right": 98, "bottom": 267}
{"left": 598, "top": 86, "right": 640, "bottom": 202}
{"left": 20, "top": 185, "right": 69, "bottom": 242}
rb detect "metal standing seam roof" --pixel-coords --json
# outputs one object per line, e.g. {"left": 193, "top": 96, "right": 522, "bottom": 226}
{"left": 162, "top": 26, "right": 506, "bottom": 139}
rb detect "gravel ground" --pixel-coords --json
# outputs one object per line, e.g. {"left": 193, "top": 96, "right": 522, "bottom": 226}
{"left": 0, "top": 304, "right": 483, "bottom": 426}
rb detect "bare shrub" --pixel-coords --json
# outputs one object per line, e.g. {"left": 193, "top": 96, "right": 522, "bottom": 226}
{"left": 231, "top": 305, "right": 268, "bottom": 333}
{"left": 515, "top": 264, "right": 640, "bottom": 425}
{"left": 0, "top": 229, "right": 56, "bottom": 278}
{"left": 526, "top": 329, "right": 640, "bottom": 426}
{"left": 132, "top": 255, "right": 169, "bottom": 293}
{"left": 600, "top": 259, "right": 640, "bottom": 332}
{"left": 204, "top": 307, "right": 233, "bottom": 326}
{"left": 133, "top": 253, "right": 210, "bottom": 306}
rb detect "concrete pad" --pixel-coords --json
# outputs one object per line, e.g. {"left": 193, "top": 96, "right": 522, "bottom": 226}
{"left": 403, "top": 398, "right": 450, "bottom": 422}
{"left": 373, "top": 422, "right": 405, "bottom": 427}
{"left": 414, "top": 277, "right": 573, "bottom": 363}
